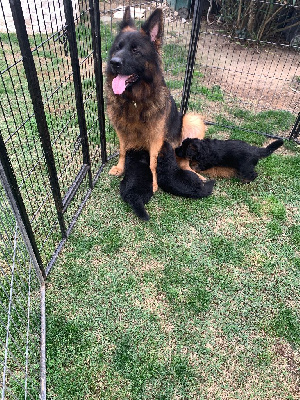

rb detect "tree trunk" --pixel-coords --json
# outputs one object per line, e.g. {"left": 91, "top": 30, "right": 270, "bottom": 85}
{"left": 247, "top": 0, "right": 257, "bottom": 35}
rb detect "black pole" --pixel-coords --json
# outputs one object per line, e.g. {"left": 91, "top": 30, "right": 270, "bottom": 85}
{"left": 63, "top": 0, "right": 93, "bottom": 185}
{"left": 0, "top": 133, "right": 46, "bottom": 280}
{"left": 8, "top": 0, "right": 67, "bottom": 238}
{"left": 289, "top": 112, "right": 300, "bottom": 141}
{"left": 180, "top": 0, "right": 203, "bottom": 114}
{"left": 89, "top": 0, "right": 107, "bottom": 164}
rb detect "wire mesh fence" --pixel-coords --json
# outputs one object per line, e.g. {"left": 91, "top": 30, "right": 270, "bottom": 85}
{"left": 0, "top": 166, "right": 45, "bottom": 399}
{"left": 187, "top": 0, "right": 300, "bottom": 140}
{"left": 0, "top": 0, "right": 299, "bottom": 398}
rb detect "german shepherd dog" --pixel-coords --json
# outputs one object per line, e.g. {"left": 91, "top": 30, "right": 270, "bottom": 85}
{"left": 175, "top": 138, "right": 284, "bottom": 182}
{"left": 106, "top": 7, "right": 206, "bottom": 191}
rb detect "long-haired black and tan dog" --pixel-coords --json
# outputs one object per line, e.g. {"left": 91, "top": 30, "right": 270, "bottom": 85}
{"left": 120, "top": 149, "right": 153, "bottom": 221}
{"left": 175, "top": 138, "right": 284, "bottom": 182}
{"left": 157, "top": 141, "right": 215, "bottom": 198}
{"left": 106, "top": 7, "right": 206, "bottom": 191}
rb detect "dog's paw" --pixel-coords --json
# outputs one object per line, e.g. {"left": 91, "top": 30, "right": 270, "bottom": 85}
{"left": 109, "top": 165, "right": 124, "bottom": 176}
{"left": 153, "top": 182, "right": 158, "bottom": 193}
{"left": 196, "top": 173, "right": 207, "bottom": 182}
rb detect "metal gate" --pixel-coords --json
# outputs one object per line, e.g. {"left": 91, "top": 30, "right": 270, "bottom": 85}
{"left": 0, "top": 0, "right": 110, "bottom": 275}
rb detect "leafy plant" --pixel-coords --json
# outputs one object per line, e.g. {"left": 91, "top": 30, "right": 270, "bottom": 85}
{"left": 216, "top": 0, "right": 300, "bottom": 42}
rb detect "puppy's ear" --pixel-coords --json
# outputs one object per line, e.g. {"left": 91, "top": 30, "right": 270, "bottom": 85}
{"left": 141, "top": 8, "right": 163, "bottom": 50}
{"left": 119, "top": 6, "right": 136, "bottom": 30}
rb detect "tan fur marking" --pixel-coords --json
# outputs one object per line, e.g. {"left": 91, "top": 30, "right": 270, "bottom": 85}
{"left": 192, "top": 164, "right": 237, "bottom": 178}
{"left": 122, "top": 26, "right": 136, "bottom": 32}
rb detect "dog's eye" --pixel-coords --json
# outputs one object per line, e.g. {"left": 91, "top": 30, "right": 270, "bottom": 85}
{"left": 116, "top": 42, "right": 123, "bottom": 50}
{"left": 131, "top": 45, "right": 138, "bottom": 53}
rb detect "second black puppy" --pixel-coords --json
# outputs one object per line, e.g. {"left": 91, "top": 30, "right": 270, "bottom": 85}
{"left": 175, "top": 138, "right": 284, "bottom": 182}
{"left": 120, "top": 150, "right": 153, "bottom": 221}
{"left": 157, "top": 141, "right": 215, "bottom": 198}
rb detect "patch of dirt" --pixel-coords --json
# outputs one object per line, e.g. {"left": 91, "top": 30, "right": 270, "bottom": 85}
{"left": 196, "top": 22, "right": 300, "bottom": 114}
{"left": 275, "top": 341, "right": 300, "bottom": 395}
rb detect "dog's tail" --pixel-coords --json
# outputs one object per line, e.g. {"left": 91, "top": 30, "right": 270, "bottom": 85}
{"left": 258, "top": 139, "right": 283, "bottom": 158}
{"left": 181, "top": 113, "right": 206, "bottom": 141}
{"left": 128, "top": 197, "right": 150, "bottom": 221}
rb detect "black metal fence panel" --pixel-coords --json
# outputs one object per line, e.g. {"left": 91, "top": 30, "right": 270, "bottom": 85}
{"left": 0, "top": 0, "right": 110, "bottom": 270}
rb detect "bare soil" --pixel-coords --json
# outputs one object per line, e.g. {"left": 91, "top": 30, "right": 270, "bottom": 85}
{"left": 196, "top": 22, "right": 300, "bottom": 114}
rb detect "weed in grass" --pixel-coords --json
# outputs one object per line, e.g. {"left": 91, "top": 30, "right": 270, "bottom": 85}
{"left": 289, "top": 225, "right": 300, "bottom": 246}
{"left": 166, "top": 79, "right": 183, "bottom": 90}
{"left": 191, "top": 84, "right": 224, "bottom": 102}
{"left": 209, "top": 235, "right": 245, "bottom": 266}
{"left": 266, "top": 305, "right": 300, "bottom": 346}
{"left": 163, "top": 43, "right": 187, "bottom": 76}
{"left": 266, "top": 220, "right": 283, "bottom": 237}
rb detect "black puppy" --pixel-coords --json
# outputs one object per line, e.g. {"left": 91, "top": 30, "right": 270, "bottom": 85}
{"left": 120, "top": 150, "right": 153, "bottom": 221}
{"left": 175, "top": 138, "right": 284, "bottom": 182}
{"left": 157, "top": 141, "right": 215, "bottom": 198}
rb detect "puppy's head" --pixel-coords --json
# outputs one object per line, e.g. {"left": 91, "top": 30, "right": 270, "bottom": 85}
{"left": 107, "top": 7, "right": 164, "bottom": 96}
{"left": 175, "top": 138, "right": 199, "bottom": 160}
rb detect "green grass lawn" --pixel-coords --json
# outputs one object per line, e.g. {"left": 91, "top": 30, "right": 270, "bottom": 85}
{"left": 46, "top": 134, "right": 300, "bottom": 399}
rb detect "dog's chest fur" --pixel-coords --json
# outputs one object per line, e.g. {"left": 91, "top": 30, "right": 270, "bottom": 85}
{"left": 107, "top": 82, "right": 170, "bottom": 150}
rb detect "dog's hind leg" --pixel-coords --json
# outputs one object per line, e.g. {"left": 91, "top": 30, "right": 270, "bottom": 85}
{"left": 237, "top": 166, "right": 258, "bottom": 183}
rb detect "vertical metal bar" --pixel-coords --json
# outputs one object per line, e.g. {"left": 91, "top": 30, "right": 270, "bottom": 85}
{"left": 0, "top": 138, "right": 46, "bottom": 282}
{"left": 40, "top": 283, "right": 46, "bottom": 400}
{"left": 89, "top": 0, "right": 107, "bottom": 164}
{"left": 8, "top": 0, "right": 67, "bottom": 238}
{"left": 1, "top": 223, "right": 18, "bottom": 400}
{"left": 180, "top": 0, "right": 204, "bottom": 114}
{"left": 63, "top": 0, "right": 93, "bottom": 185}
{"left": 289, "top": 112, "right": 300, "bottom": 141}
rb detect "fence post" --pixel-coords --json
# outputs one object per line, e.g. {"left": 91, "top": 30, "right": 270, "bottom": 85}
{"left": 8, "top": 0, "right": 67, "bottom": 239}
{"left": 63, "top": 0, "right": 93, "bottom": 185}
{"left": 180, "top": 0, "right": 204, "bottom": 114}
{"left": 89, "top": 0, "right": 107, "bottom": 164}
{"left": 289, "top": 112, "right": 300, "bottom": 141}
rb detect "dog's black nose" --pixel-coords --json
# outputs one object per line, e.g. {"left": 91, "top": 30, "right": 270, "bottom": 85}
{"left": 110, "top": 57, "right": 122, "bottom": 72}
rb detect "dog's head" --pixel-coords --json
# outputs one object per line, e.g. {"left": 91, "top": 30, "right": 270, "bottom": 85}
{"left": 107, "top": 7, "right": 163, "bottom": 96}
{"left": 126, "top": 149, "right": 150, "bottom": 166}
{"left": 175, "top": 138, "right": 199, "bottom": 160}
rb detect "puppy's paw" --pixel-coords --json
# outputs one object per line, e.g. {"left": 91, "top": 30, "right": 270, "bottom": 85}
{"left": 153, "top": 182, "right": 158, "bottom": 193}
{"left": 109, "top": 165, "right": 124, "bottom": 176}
{"left": 196, "top": 173, "right": 207, "bottom": 182}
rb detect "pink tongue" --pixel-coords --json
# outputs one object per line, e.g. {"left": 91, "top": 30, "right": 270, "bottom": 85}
{"left": 112, "top": 75, "right": 130, "bottom": 95}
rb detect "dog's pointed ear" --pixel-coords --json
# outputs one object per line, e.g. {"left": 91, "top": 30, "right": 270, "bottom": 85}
{"left": 119, "top": 6, "right": 136, "bottom": 30}
{"left": 141, "top": 8, "right": 163, "bottom": 50}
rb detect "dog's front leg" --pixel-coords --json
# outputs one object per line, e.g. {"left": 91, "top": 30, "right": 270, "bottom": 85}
{"left": 109, "top": 137, "right": 126, "bottom": 176}
{"left": 149, "top": 140, "right": 164, "bottom": 193}
{"left": 150, "top": 153, "right": 158, "bottom": 193}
